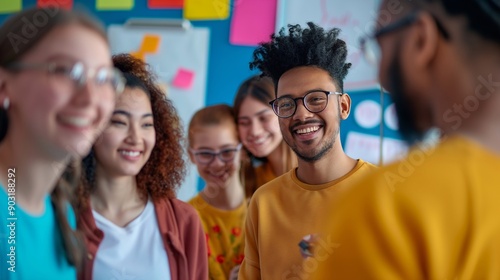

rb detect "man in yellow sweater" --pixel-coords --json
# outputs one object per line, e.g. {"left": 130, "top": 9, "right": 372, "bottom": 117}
{"left": 238, "top": 22, "right": 375, "bottom": 279}
{"left": 312, "top": 0, "right": 500, "bottom": 279}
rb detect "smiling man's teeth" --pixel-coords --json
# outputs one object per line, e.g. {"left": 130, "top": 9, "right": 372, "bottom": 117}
{"left": 296, "top": 126, "right": 319, "bottom": 135}
{"left": 120, "top": 150, "right": 140, "bottom": 157}
{"left": 60, "top": 116, "right": 91, "bottom": 127}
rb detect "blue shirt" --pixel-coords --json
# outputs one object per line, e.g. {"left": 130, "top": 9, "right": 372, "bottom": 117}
{"left": 0, "top": 183, "right": 77, "bottom": 280}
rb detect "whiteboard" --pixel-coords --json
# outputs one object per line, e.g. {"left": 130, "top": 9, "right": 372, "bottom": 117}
{"left": 276, "top": 0, "right": 380, "bottom": 91}
{"left": 108, "top": 25, "right": 210, "bottom": 202}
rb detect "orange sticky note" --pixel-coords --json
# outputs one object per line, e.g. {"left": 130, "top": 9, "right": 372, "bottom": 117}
{"left": 172, "top": 68, "right": 195, "bottom": 90}
{"left": 130, "top": 52, "right": 145, "bottom": 61}
{"left": 140, "top": 35, "right": 160, "bottom": 53}
{"left": 130, "top": 35, "right": 160, "bottom": 62}
{"left": 38, "top": 0, "right": 73, "bottom": 10}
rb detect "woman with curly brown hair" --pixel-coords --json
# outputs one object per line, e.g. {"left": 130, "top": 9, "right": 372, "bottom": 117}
{"left": 77, "top": 54, "right": 207, "bottom": 280}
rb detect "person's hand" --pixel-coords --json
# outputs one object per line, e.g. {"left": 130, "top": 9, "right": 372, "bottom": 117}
{"left": 229, "top": 265, "right": 240, "bottom": 280}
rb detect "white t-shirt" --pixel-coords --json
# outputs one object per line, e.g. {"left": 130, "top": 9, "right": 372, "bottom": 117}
{"left": 92, "top": 199, "right": 171, "bottom": 280}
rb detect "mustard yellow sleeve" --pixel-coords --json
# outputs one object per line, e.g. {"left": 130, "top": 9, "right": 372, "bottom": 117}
{"left": 311, "top": 152, "right": 474, "bottom": 280}
{"left": 311, "top": 178, "right": 424, "bottom": 280}
{"left": 238, "top": 197, "right": 261, "bottom": 280}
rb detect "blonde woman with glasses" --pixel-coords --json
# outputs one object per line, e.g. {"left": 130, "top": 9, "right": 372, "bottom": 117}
{"left": 188, "top": 104, "right": 247, "bottom": 280}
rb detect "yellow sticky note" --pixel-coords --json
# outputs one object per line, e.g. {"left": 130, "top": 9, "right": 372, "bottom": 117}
{"left": 0, "top": 0, "right": 21, "bottom": 14}
{"left": 184, "top": 0, "right": 230, "bottom": 20}
{"left": 140, "top": 35, "right": 160, "bottom": 53}
{"left": 96, "top": 0, "right": 134, "bottom": 10}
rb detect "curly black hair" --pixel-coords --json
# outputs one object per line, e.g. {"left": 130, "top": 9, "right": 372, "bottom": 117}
{"left": 250, "top": 22, "right": 351, "bottom": 94}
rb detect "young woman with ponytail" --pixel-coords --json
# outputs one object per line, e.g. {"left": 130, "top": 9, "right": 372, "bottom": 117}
{"left": 0, "top": 6, "right": 123, "bottom": 279}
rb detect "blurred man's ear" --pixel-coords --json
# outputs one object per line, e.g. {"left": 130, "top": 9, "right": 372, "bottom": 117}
{"left": 411, "top": 12, "right": 441, "bottom": 71}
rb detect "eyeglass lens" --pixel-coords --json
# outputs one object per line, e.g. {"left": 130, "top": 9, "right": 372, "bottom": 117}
{"left": 195, "top": 147, "right": 240, "bottom": 164}
{"left": 65, "top": 62, "right": 124, "bottom": 94}
{"left": 273, "top": 91, "right": 329, "bottom": 118}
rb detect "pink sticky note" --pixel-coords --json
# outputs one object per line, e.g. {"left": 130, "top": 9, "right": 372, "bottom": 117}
{"left": 172, "top": 68, "right": 195, "bottom": 90}
{"left": 229, "top": 0, "right": 277, "bottom": 46}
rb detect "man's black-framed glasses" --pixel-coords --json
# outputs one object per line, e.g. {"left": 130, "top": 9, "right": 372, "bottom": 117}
{"left": 190, "top": 143, "right": 243, "bottom": 165}
{"left": 359, "top": 11, "right": 449, "bottom": 65}
{"left": 269, "top": 90, "right": 343, "bottom": 118}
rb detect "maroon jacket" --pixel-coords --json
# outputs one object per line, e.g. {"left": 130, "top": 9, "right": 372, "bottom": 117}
{"left": 78, "top": 198, "right": 208, "bottom": 280}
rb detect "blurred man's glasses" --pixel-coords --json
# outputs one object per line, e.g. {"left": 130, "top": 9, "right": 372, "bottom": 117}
{"left": 6, "top": 61, "right": 126, "bottom": 95}
{"left": 190, "top": 143, "right": 243, "bottom": 165}
{"left": 269, "top": 90, "right": 343, "bottom": 118}
{"left": 359, "top": 11, "right": 449, "bottom": 65}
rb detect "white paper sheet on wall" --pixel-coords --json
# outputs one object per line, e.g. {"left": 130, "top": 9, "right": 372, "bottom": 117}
{"left": 276, "top": 0, "right": 380, "bottom": 91}
{"left": 345, "top": 131, "right": 408, "bottom": 165}
{"left": 107, "top": 25, "right": 210, "bottom": 202}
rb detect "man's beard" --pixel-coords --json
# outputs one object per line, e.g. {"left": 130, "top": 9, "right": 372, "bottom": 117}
{"left": 284, "top": 104, "right": 341, "bottom": 163}
{"left": 289, "top": 128, "right": 337, "bottom": 163}
{"left": 388, "top": 50, "right": 427, "bottom": 145}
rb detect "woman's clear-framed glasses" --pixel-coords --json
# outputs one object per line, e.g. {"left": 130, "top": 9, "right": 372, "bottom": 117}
{"left": 190, "top": 143, "right": 243, "bottom": 165}
{"left": 269, "top": 90, "right": 343, "bottom": 118}
{"left": 6, "top": 61, "right": 126, "bottom": 95}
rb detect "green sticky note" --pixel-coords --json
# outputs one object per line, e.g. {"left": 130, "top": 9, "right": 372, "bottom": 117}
{"left": 96, "top": 0, "right": 134, "bottom": 10}
{"left": 0, "top": 0, "right": 22, "bottom": 14}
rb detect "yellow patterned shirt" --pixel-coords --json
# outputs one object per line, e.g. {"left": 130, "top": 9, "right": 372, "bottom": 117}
{"left": 189, "top": 194, "right": 247, "bottom": 280}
